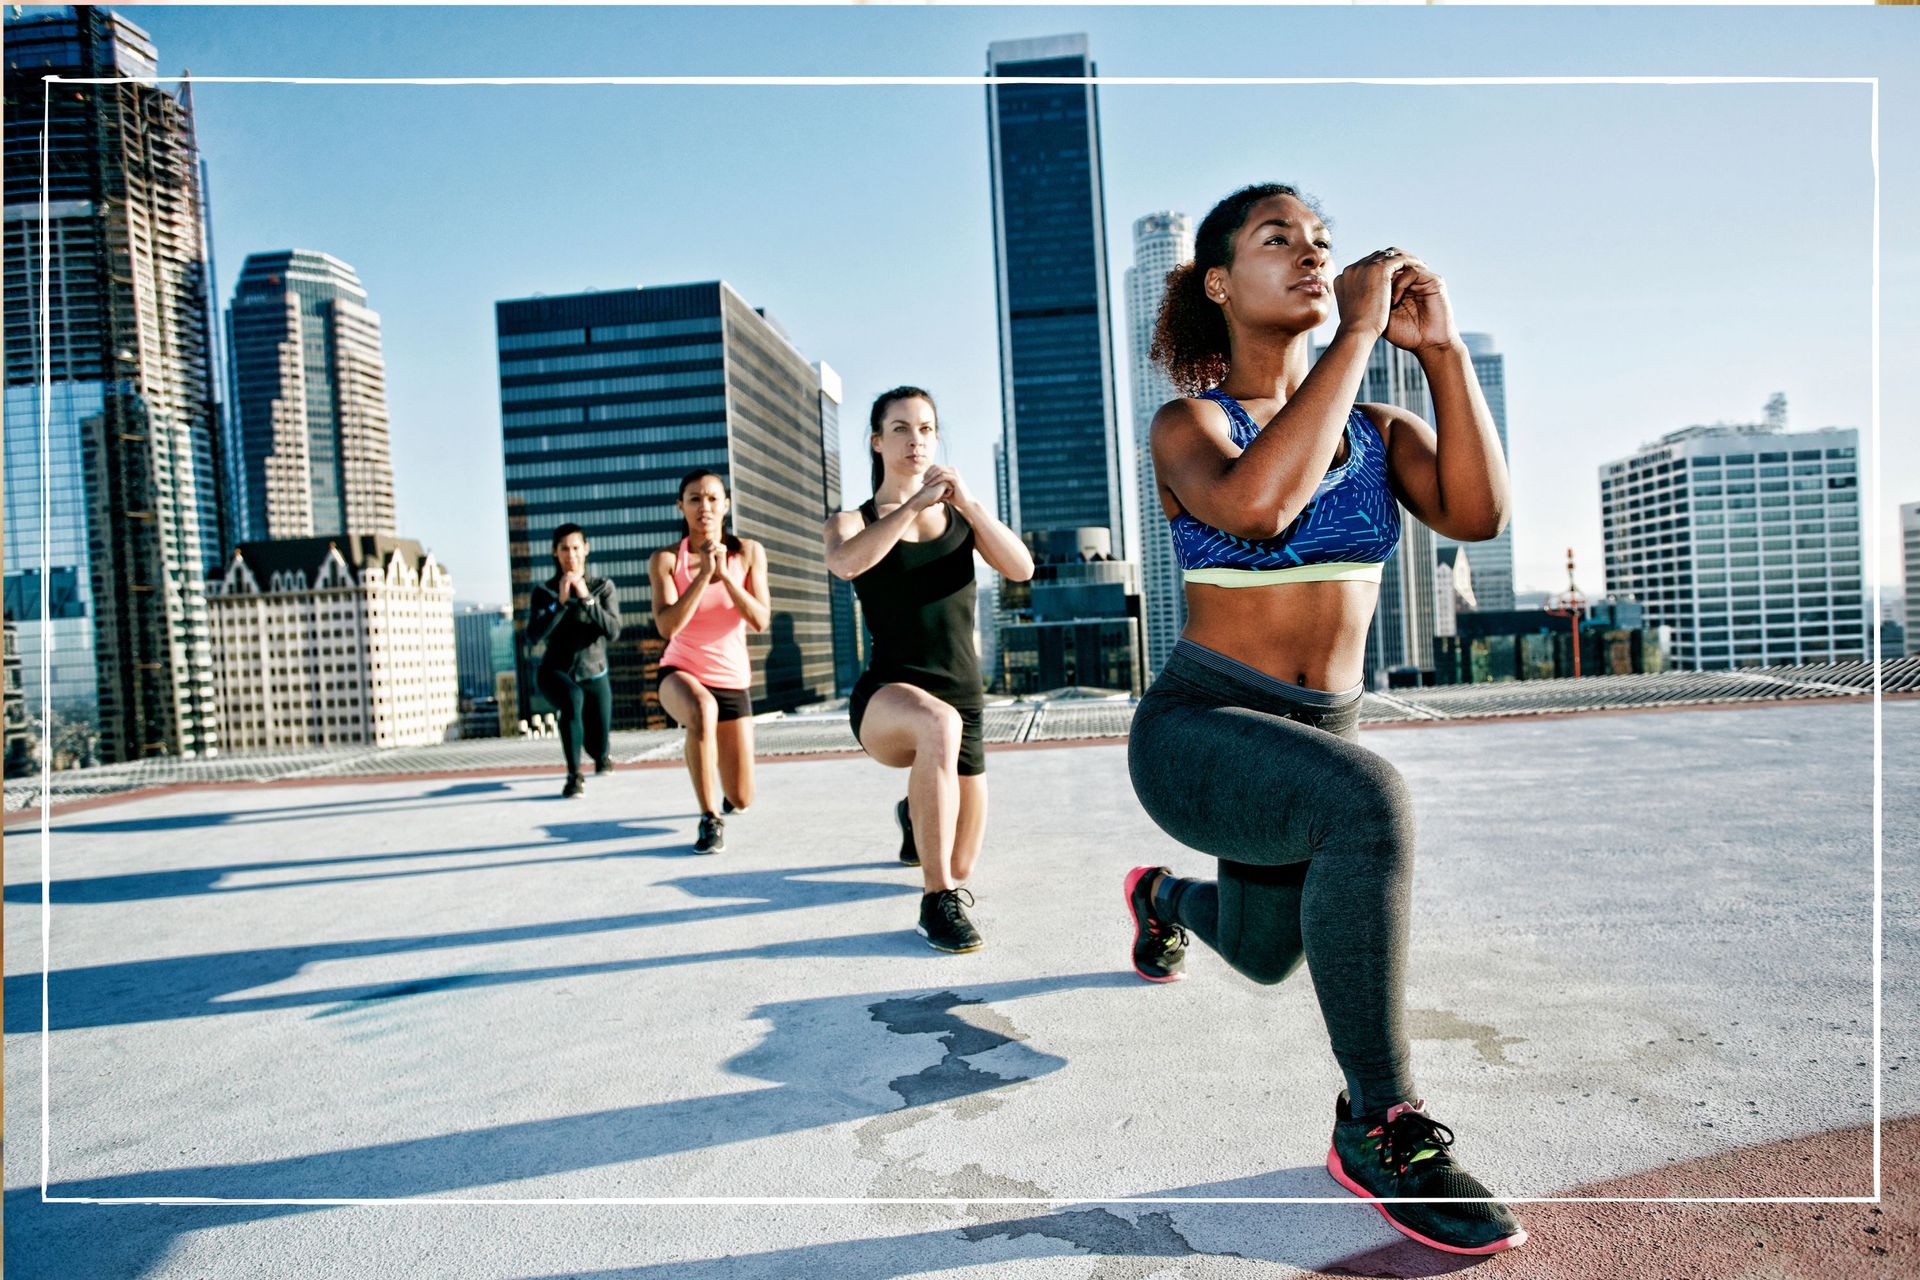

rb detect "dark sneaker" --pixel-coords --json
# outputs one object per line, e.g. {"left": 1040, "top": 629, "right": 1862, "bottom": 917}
{"left": 1123, "top": 866, "right": 1187, "bottom": 982}
{"left": 561, "top": 773, "right": 584, "bottom": 799}
{"left": 594, "top": 756, "right": 615, "bottom": 776}
{"left": 895, "top": 797, "right": 920, "bottom": 866}
{"left": 722, "top": 798, "right": 746, "bottom": 815}
{"left": 693, "top": 814, "right": 726, "bottom": 855}
{"left": 1327, "top": 1091, "right": 1527, "bottom": 1255}
{"left": 917, "top": 888, "right": 982, "bottom": 953}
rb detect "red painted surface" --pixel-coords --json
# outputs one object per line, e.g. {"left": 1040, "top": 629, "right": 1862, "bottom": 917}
{"left": 1320, "top": 1115, "right": 1916, "bottom": 1279}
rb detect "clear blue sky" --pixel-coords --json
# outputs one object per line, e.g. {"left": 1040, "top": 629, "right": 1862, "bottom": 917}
{"left": 84, "top": 4, "right": 1919, "bottom": 605}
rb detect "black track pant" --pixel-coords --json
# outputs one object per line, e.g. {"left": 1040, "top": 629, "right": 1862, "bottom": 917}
{"left": 537, "top": 667, "right": 612, "bottom": 777}
{"left": 1127, "top": 639, "right": 1417, "bottom": 1115}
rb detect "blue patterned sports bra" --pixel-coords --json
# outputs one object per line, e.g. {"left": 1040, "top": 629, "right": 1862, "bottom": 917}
{"left": 1168, "top": 389, "right": 1400, "bottom": 587}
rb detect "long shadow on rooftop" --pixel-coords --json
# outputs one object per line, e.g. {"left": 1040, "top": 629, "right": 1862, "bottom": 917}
{"left": 3, "top": 816, "right": 711, "bottom": 906}
{"left": 28, "top": 778, "right": 545, "bottom": 837}
{"left": 7, "top": 972, "right": 1133, "bottom": 1279}
{"left": 7, "top": 861, "right": 919, "bottom": 1032}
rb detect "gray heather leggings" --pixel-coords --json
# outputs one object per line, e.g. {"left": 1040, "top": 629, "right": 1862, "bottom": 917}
{"left": 1127, "top": 639, "right": 1417, "bottom": 1115}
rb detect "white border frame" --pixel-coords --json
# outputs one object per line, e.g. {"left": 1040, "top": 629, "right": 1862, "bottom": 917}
{"left": 30, "top": 70, "right": 1881, "bottom": 1212}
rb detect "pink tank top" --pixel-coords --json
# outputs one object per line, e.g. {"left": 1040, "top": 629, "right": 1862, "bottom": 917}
{"left": 659, "top": 538, "right": 752, "bottom": 690}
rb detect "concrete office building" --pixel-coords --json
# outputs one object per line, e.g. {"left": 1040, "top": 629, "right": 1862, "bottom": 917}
{"left": 209, "top": 535, "right": 457, "bottom": 751}
{"left": 3, "top": 7, "right": 226, "bottom": 761}
{"left": 1125, "top": 211, "right": 1193, "bottom": 678}
{"left": 816, "top": 361, "right": 862, "bottom": 697}
{"left": 228, "top": 249, "right": 398, "bottom": 542}
{"left": 1434, "top": 545, "right": 1478, "bottom": 639}
{"left": 1600, "top": 408, "right": 1865, "bottom": 669}
{"left": 496, "top": 282, "right": 836, "bottom": 729}
{"left": 1903, "top": 502, "right": 1920, "bottom": 657}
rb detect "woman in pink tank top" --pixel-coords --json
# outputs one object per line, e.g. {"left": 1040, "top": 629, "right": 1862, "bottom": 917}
{"left": 649, "top": 469, "right": 769, "bottom": 854}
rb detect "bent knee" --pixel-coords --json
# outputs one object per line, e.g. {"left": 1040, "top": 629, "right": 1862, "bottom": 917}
{"left": 1322, "top": 755, "right": 1414, "bottom": 840}
{"left": 1234, "top": 951, "right": 1304, "bottom": 986}
{"left": 915, "top": 705, "right": 964, "bottom": 759}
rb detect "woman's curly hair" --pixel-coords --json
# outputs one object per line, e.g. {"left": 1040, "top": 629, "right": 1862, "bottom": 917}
{"left": 1150, "top": 183, "right": 1327, "bottom": 396}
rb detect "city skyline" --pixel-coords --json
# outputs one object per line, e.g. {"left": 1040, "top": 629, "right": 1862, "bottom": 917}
{"left": 11, "top": 5, "right": 1915, "bottom": 615}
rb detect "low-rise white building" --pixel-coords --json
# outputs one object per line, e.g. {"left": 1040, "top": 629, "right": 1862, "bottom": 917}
{"left": 1434, "top": 546, "right": 1479, "bottom": 639}
{"left": 210, "top": 536, "right": 458, "bottom": 751}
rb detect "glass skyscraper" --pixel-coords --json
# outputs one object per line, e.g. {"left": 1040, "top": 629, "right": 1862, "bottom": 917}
{"left": 228, "top": 249, "right": 398, "bottom": 542}
{"left": 1430, "top": 332, "right": 1515, "bottom": 611}
{"left": 1124, "top": 211, "right": 1193, "bottom": 678}
{"left": 985, "top": 33, "right": 1124, "bottom": 554}
{"left": 4, "top": 6, "right": 225, "bottom": 761}
{"left": 1312, "top": 337, "right": 1440, "bottom": 686}
{"left": 496, "top": 282, "right": 837, "bottom": 729}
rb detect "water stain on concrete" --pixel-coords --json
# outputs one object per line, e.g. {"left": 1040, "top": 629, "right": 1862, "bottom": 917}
{"left": 963, "top": 1208, "right": 1245, "bottom": 1271}
{"left": 868, "top": 990, "right": 1037, "bottom": 1107}
{"left": 1406, "top": 1007, "right": 1525, "bottom": 1065}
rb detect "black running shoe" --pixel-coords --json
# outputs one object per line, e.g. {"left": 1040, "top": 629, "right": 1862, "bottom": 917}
{"left": 917, "top": 888, "right": 982, "bottom": 953}
{"left": 561, "top": 773, "right": 584, "bottom": 799}
{"left": 594, "top": 756, "right": 615, "bottom": 776}
{"left": 1123, "top": 866, "right": 1187, "bottom": 982}
{"left": 721, "top": 798, "right": 747, "bottom": 815}
{"left": 895, "top": 797, "right": 920, "bottom": 867}
{"left": 1327, "top": 1091, "right": 1527, "bottom": 1255}
{"left": 693, "top": 813, "right": 725, "bottom": 855}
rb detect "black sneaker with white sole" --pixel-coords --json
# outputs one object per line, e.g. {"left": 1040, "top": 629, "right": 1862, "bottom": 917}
{"left": 561, "top": 773, "right": 584, "bottom": 799}
{"left": 693, "top": 813, "right": 726, "bottom": 855}
{"left": 895, "top": 797, "right": 920, "bottom": 866}
{"left": 916, "top": 888, "right": 982, "bottom": 953}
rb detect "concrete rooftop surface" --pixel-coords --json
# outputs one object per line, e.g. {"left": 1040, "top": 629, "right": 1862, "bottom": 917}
{"left": 4, "top": 697, "right": 1916, "bottom": 1278}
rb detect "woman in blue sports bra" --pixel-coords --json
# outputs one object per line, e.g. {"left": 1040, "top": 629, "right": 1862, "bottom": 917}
{"left": 1123, "top": 184, "right": 1525, "bottom": 1257}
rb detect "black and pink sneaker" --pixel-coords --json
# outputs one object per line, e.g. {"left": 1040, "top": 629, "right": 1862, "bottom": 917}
{"left": 1327, "top": 1091, "right": 1527, "bottom": 1255}
{"left": 1123, "top": 866, "right": 1187, "bottom": 982}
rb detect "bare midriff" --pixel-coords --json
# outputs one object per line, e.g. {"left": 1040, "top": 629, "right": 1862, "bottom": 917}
{"left": 1183, "top": 578, "right": 1380, "bottom": 692}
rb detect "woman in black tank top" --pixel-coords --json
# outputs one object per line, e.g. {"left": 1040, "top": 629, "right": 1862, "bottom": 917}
{"left": 823, "top": 387, "right": 1033, "bottom": 954}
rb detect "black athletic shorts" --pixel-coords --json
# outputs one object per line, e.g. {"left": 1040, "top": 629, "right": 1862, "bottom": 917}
{"left": 658, "top": 666, "right": 754, "bottom": 724}
{"left": 848, "top": 674, "right": 986, "bottom": 777}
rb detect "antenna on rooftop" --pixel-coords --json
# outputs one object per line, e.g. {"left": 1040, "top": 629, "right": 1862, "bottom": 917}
{"left": 1545, "top": 548, "right": 1589, "bottom": 679}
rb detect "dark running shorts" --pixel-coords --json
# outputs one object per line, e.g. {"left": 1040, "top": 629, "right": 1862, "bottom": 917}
{"left": 658, "top": 666, "right": 754, "bottom": 725}
{"left": 848, "top": 675, "right": 986, "bottom": 777}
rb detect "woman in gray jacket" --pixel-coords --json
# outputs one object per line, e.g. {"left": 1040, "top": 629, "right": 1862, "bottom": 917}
{"left": 527, "top": 523, "right": 622, "bottom": 798}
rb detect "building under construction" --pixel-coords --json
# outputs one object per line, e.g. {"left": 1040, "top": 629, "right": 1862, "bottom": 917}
{"left": 3, "top": 6, "right": 226, "bottom": 762}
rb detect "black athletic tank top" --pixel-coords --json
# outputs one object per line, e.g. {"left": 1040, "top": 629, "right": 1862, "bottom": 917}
{"left": 853, "top": 499, "right": 983, "bottom": 709}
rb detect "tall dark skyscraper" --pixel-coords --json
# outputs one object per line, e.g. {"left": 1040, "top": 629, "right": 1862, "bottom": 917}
{"left": 496, "top": 282, "right": 836, "bottom": 728}
{"left": 3, "top": 6, "right": 225, "bottom": 761}
{"left": 986, "top": 33, "right": 1124, "bottom": 555}
{"left": 228, "top": 249, "right": 398, "bottom": 542}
